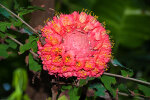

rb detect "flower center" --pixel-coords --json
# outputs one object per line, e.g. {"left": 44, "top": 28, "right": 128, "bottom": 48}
{"left": 63, "top": 30, "right": 91, "bottom": 58}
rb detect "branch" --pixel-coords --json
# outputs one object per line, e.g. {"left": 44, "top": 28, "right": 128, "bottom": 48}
{"left": 7, "top": 36, "right": 38, "bottom": 58}
{"left": 118, "top": 92, "right": 144, "bottom": 100}
{"left": 8, "top": 35, "right": 23, "bottom": 46}
{"left": 103, "top": 72, "right": 150, "bottom": 86}
{"left": 0, "top": 3, "right": 41, "bottom": 36}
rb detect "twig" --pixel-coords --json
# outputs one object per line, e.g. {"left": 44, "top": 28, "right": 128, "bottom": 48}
{"left": 128, "top": 89, "right": 150, "bottom": 99}
{"left": 116, "top": 88, "right": 119, "bottom": 100}
{"left": 103, "top": 72, "right": 150, "bottom": 86}
{"left": 51, "top": 81, "right": 72, "bottom": 85}
{"left": 0, "top": 3, "right": 41, "bottom": 36}
{"left": 8, "top": 35, "right": 23, "bottom": 46}
{"left": 7, "top": 36, "right": 38, "bottom": 58}
{"left": 118, "top": 92, "right": 144, "bottom": 100}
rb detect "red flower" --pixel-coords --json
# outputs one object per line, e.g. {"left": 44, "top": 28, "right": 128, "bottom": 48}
{"left": 37, "top": 11, "right": 112, "bottom": 79}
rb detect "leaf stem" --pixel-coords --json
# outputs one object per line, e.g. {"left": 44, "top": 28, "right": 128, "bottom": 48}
{"left": 103, "top": 72, "right": 150, "bottom": 86}
{"left": 0, "top": 3, "right": 41, "bottom": 36}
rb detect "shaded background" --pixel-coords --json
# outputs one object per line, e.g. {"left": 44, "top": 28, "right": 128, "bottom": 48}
{"left": 0, "top": 0, "right": 150, "bottom": 99}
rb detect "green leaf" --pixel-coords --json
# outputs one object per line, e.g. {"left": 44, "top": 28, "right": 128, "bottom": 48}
{"left": 138, "top": 84, "right": 150, "bottom": 96}
{"left": 31, "top": 39, "right": 38, "bottom": 52}
{"left": 100, "top": 75, "right": 116, "bottom": 96}
{"left": 79, "top": 79, "right": 87, "bottom": 86}
{"left": 19, "top": 36, "right": 38, "bottom": 54}
{"left": 23, "top": 94, "right": 31, "bottom": 100}
{"left": 18, "top": 6, "right": 44, "bottom": 17}
{"left": 89, "top": 83, "right": 106, "bottom": 96}
{"left": 0, "top": 44, "right": 9, "bottom": 58}
{"left": 8, "top": 68, "right": 28, "bottom": 100}
{"left": 19, "top": 43, "right": 30, "bottom": 54}
{"left": 121, "top": 70, "right": 133, "bottom": 77}
{"left": 118, "top": 84, "right": 128, "bottom": 92}
{"left": 0, "top": 31, "right": 7, "bottom": 38}
{"left": 12, "top": 68, "right": 28, "bottom": 91}
{"left": 79, "top": 77, "right": 95, "bottom": 87}
{"left": 0, "top": 22, "right": 12, "bottom": 32}
{"left": 29, "top": 53, "right": 41, "bottom": 72}
{"left": 68, "top": 87, "right": 80, "bottom": 100}
{"left": 61, "top": 85, "right": 72, "bottom": 91}
{"left": 8, "top": 88, "right": 22, "bottom": 100}
{"left": 5, "top": 39, "right": 17, "bottom": 49}
{"left": 13, "top": 20, "right": 23, "bottom": 27}
{"left": 0, "top": 8, "right": 11, "bottom": 18}
{"left": 58, "top": 95, "right": 68, "bottom": 100}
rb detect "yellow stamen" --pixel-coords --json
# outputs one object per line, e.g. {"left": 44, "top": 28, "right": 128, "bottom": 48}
{"left": 65, "top": 56, "right": 71, "bottom": 62}
{"left": 62, "top": 66, "right": 67, "bottom": 72}
{"left": 53, "top": 48, "right": 62, "bottom": 54}
{"left": 46, "top": 55, "right": 51, "bottom": 60}
{"left": 76, "top": 61, "right": 81, "bottom": 67}
{"left": 53, "top": 56, "right": 62, "bottom": 62}
{"left": 80, "top": 70, "right": 86, "bottom": 76}
{"left": 85, "top": 62, "right": 93, "bottom": 68}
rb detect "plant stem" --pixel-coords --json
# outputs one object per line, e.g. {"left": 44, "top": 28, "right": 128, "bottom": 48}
{"left": 103, "top": 72, "right": 150, "bottom": 86}
{"left": 8, "top": 36, "right": 23, "bottom": 46}
{"left": 118, "top": 92, "right": 144, "bottom": 99}
{"left": 7, "top": 36, "right": 38, "bottom": 58}
{"left": 51, "top": 79, "right": 58, "bottom": 100}
{"left": 0, "top": 3, "right": 41, "bottom": 36}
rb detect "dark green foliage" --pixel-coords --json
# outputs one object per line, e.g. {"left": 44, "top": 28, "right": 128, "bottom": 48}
{"left": 29, "top": 53, "right": 41, "bottom": 72}
{"left": 0, "top": 8, "right": 11, "bottom": 18}
{"left": 121, "top": 70, "right": 133, "bottom": 77}
{"left": 19, "top": 36, "right": 38, "bottom": 54}
{"left": 138, "top": 84, "right": 150, "bottom": 97}
{"left": 100, "top": 75, "right": 116, "bottom": 97}
{"left": 17, "top": 6, "right": 44, "bottom": 17}
{"left": 68, "top": 87, "right": 80, "bottom": 100}
{"left": 0, "top": 44, "right": 9, "bottom": 58}
{"left": 61, "top": 85, "right": 72, "bottom": 91}
{"left": 89, "top": 83, "right": 106, "bottom": 96}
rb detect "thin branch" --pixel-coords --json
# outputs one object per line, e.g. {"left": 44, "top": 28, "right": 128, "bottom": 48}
{"left": 0, "top": 3, "right": 41, "bottom": 36}
{"left": 118, "top": 92, "right": 144, "bottom": 100}
{"left": 103, "top": 72, "right": 150, "bottom": 86}
{"left": 8, "top": 35, "right": 23, "bottom": 46}
{"left": 7, "top": 36, "right": 38, "bottom": 58}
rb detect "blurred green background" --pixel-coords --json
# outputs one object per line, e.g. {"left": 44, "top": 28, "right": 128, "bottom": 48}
{"left": 0, "top": 0, "right": 150, "bottom": 99}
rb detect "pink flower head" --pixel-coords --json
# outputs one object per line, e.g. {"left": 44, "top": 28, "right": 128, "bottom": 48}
{"left": 37, "top": 11, "right": 112, "bottom": 79}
